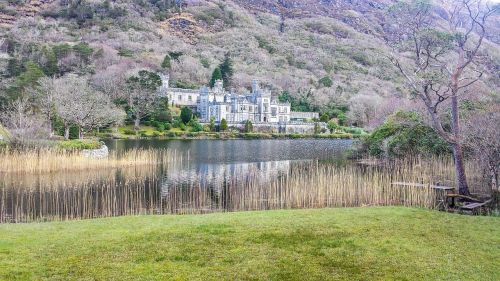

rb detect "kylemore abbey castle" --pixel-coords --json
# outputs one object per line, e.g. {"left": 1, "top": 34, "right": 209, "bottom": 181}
{"left": 159, "top": 75, "right": 319, "bottom": 126}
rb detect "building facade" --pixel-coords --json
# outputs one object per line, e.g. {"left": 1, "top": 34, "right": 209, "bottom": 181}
{"left": 200, "top": 80, "right": 291, "bottom": 123}
{"left": 160, "top": 74, "right": 319, "bottom": 124}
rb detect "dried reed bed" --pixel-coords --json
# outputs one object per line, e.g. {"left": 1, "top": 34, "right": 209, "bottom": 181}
{"left": 0, "top": 148, "right": 182, "bottom": 173}
{"left": 0, "top": 156, "right": 482, "bottom": 223}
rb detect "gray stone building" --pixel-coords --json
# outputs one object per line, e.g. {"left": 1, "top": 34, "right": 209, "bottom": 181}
{"left": 199, "top": 80, "right": 291, "bottom": 123}
{"left": 160, "top": 74, "right": 320, "bottom": 129}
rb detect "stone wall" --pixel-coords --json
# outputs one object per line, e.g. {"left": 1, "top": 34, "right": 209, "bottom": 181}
{"left": 221, "top": 121, "right": 326, "bottom": 134}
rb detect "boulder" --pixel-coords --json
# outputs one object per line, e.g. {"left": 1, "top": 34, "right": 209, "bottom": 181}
{"left": 81, "top": 143, "right": 109, "bottom": 159}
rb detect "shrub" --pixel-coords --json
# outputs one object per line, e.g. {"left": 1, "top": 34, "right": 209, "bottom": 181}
{"left": 123, "top": 128, "right": 136, "bottom": 135}
{"left": 343, "top": 127, "right": 366, "bottom": 135}
{"left": 200, "top": 57, "right": 210, "bottom": 68}
{"left": 318, "top": 76, "right": 333, "bottom": 88}
{"left": 0, "top": 140, "right": 8, "bottom": 149}
{"left": 220, "top": 118, "right": 228, "bottom": 131}
{"left": 180, "top": 107, "right": 193, "bottom": 124}
{"left": 58, "top": 140, "right": 101, "bottom": 150}
{"left": 190, "top": 120, "right": 203, "bottom": 132}
{"left": 255, "top": 36, "right": 276, "bottom": 54}
{"left": 118, "top": 48, "right": 133, "bottom": 57}
{"left": 362, "top": 111, "right": 449, "bottom": 157}
{"left": 244, "top": 120, "right": 253, "bottom": 133}
{"left": 161, "top": 54, "right": 171, "bottom": 69}
{"left": 320, "top": 113, "right": 330, "bottom": 122}
{"left": 172, "top": 119, "right": 182, "bottom": 128}
{"left": 327, "top": 121, "right": 339, "bottom": 133}
{"left": 174, "top": 80, "right": 197, "bottom": 89}
{"left": 167, "top": 132, "right": 178, "bottom": 138}
{"left": 156, "top": 110, "right": 172, "bottom": 123}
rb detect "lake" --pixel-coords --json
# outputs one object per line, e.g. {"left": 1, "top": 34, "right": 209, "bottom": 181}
{"left": 0, "top": 139, "right": 357, "bottom": 222}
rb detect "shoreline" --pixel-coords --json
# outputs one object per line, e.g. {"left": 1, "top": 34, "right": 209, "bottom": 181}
{"left": 98, "top": 131, "right": 364, "bottom": 140}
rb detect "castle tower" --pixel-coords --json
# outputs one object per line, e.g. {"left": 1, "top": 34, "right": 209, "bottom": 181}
{"left": 160, "top": 74, "right": 169, "bottom": 89}
{"left": 252, "top": 79, "right": 260, "bottom": 94}
{"left": 198, "top": 86, "right": 210, "bottom": 121}
{"left": 214, "top": 79, "right": 223, "bottom": 90}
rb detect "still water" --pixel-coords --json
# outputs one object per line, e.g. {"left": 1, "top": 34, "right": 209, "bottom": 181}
{"left": 1, "top": 139, "right": 355, "bottom": 222}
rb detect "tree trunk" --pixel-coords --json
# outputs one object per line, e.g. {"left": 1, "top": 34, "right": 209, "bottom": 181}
{"left": 452, "top": 143, "right": 470, "bottom": 196}
{"left": 64, "top": 126, "right": 70, "bottom": 140}
{"left": 450, "top": 93, "right": 470, "bottom": 196}
{"left": 134, "top": 118, "right": 141, "bottom": 132}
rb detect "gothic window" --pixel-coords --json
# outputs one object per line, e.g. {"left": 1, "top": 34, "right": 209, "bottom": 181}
{"left": 188, "top": 96, "right": 192, "bottom": 101}
{"left": 178, "top": 95, "right": 182, "bottom": 101}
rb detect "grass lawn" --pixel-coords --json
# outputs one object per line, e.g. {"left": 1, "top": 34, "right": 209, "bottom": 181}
{"left": 0, "top": 207, "right": 499, "bottom": 280}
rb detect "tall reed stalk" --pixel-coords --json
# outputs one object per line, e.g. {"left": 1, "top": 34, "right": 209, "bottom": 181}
{"left": 0, "top": 148, "right": 177, "bottom": 173}
{"left": 0, "top": 155, "right": 482, "bottom": 223}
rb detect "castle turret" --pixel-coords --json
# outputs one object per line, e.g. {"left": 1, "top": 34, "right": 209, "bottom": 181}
{"left": 160, "top": 74, "right": 169, "bottom": 89}
{"left": 198, "top": 86, "right": 210, "bottom": 121}
{"left": 214, "top": 79, "right": 224, "bottom": 93}
{"left": 252, "top": 79, "right": 260, "bottom": 94}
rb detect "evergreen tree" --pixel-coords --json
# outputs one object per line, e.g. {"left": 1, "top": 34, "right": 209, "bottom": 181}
{"left": 209, "top": 117, "right": 216, "bottom": 132}
{"left": 210, "top": 67, "right": 222, "bottom": 87}
{"left": 244, "top": 120, "right": 253, "bottom": 133}
{"left": 180, "top": 107, "right": 193, "bottom": 124}
{"left": 10, "top": 61, "right": 45, "bottom": 98}
{"left": 220, "top": 118, "right": 228, "bottom": 131}
{"left": 161, "top": 54, "right": 171, "bottom": 69}
{"left": 314, "top": 123, "right": 321, "bottom": 134}
{"left": 42, "top": 47, "right": 59, "bottom": 76}
{"left": 219, "top": 53, "right": 234, "bottom": 88}
{"left": 126, "top": 70, "right": 162, "bottom": 130}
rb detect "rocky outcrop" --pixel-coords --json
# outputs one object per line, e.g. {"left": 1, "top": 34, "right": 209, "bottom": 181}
{"left": 81, "top": 144, "right": 109, "bottom": 159}
{"left": 0, "top": 0, "right": 57, "bottom": 27}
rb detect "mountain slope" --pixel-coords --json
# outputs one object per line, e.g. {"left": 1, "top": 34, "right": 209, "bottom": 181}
{"left": 0, "top": 0, "right": 498, "bottom": 117}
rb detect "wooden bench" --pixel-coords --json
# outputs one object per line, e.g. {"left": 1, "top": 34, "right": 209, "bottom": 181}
{"left": 391, "top": 182, "right": 455, "bottom": 191}
{"left": 460, "top": 199, "right": 492, "bottom": 214}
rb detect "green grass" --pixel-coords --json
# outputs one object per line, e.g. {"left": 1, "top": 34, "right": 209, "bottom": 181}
{"left": 0, "top": 207, "right": 499, "bottom": 280}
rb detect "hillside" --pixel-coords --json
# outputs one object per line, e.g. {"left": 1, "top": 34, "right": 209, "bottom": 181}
{"left": 0, "top": 0, "right": 499, "bottom": 124}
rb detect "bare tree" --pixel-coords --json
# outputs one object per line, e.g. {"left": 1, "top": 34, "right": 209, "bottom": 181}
{"left": 27, "top": 77, "right": 56, "bottom": 138}
{"left": 347, "top": 94, "right": 382, "bottom": 127}
{"left": 53, "top": 75, "right": 125, "bottom": 139}
{"left": 91, "top": 63, "right": 130, "bottom": 100}
{"left": 0, "top": 97, "right": 48, "bottom": 143}
{"left": 464, "top": 105, "right": 500, "bottom": 192}
{"left": 386, "top": 0, "right": 497, "bottom": 196}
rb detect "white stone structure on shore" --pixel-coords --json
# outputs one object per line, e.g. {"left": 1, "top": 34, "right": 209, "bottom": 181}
{"left": 160, "top": 75, "right": 319, "bottom": 125}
